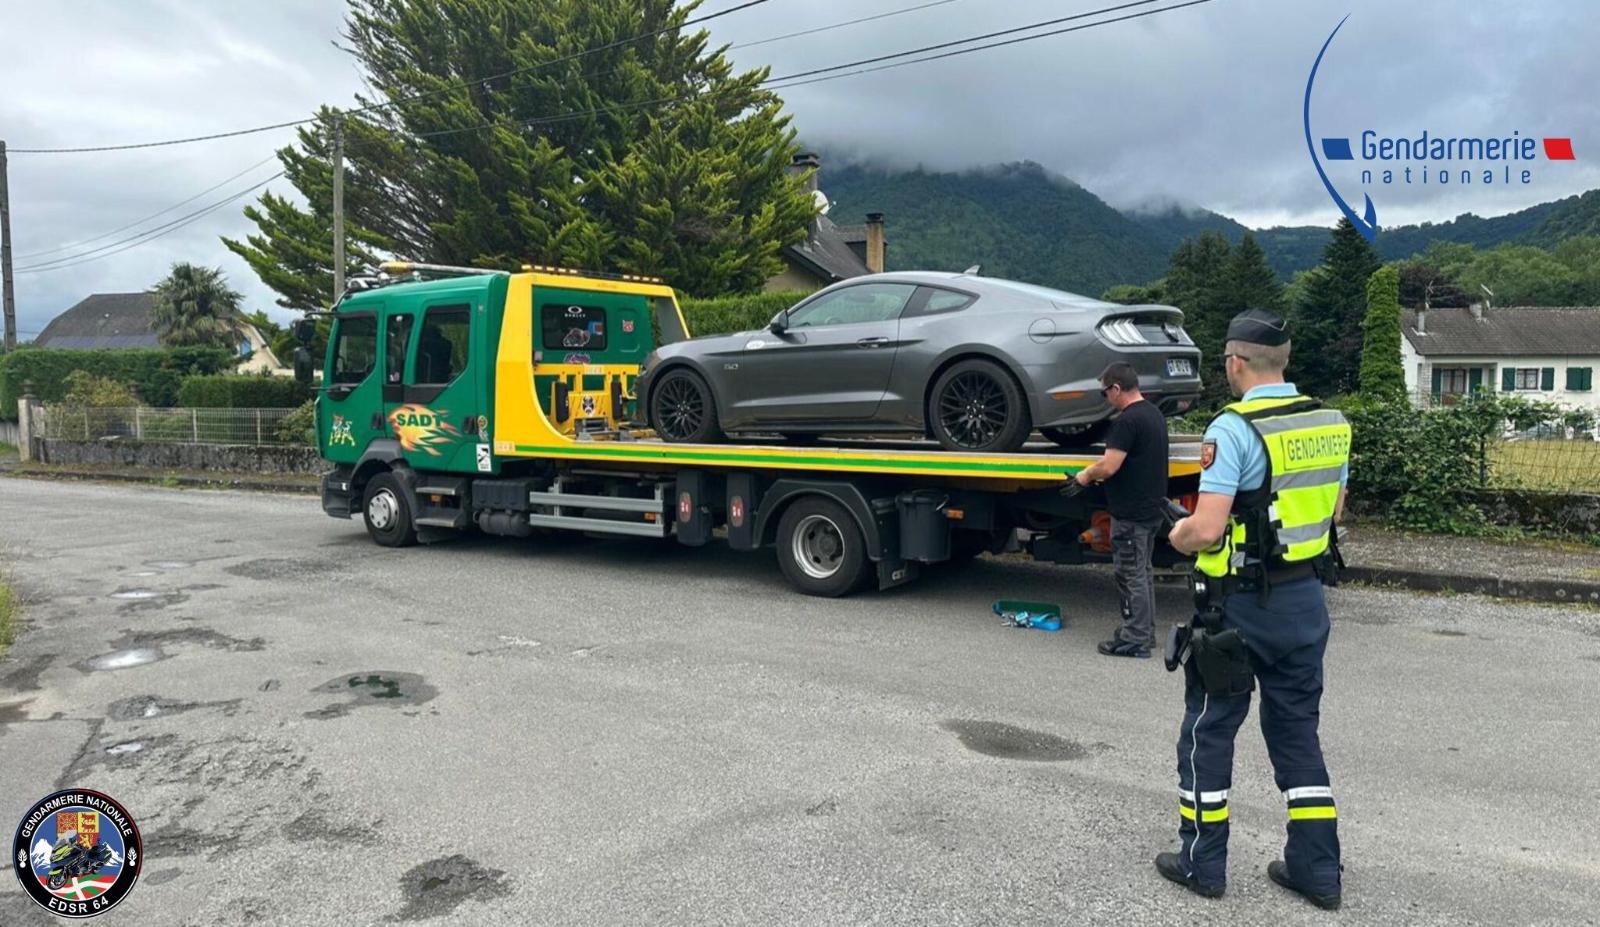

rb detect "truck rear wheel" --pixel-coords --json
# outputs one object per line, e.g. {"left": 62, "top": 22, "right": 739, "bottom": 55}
{"left": 363, "top": 471, "right": 418, "bottom": 548}
{"left": 775, "top": 497, "right": 871, "bottom": 597}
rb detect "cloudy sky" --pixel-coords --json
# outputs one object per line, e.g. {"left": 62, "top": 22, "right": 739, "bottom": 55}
{"left": 4, "top": 0, "right": 1595, "bottom": 337}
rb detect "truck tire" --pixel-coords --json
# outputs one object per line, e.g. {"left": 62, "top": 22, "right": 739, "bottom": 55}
{"left": 928, "top": 359, "right": 1031, "bottom": 452}
{"left": 775, "top": 496, "right": 872, "bottom": 597}
{"left": 362, "top": 471, "right": 418, "bottom": 547}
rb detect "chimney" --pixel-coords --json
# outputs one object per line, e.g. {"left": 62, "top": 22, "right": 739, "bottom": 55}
{"left": 1415, "top": 306, "right": 1426, "bottom": 333}
{"left": 1469, "top": 302, "right": 1484, "bottom": 321}
{"left": 864, "top": 212, "right": 886, "bottom": 274}
{"left": 790, "top": 151, "right": 821, "bottom": 195}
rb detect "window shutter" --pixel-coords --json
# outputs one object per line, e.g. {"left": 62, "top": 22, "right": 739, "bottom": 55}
{"left": 1541, "top": 367, "right": 1556, "bottom": 391}
{"left": 1469, "top": 368, "right": 1483, "bottom": 392}
{"left": 1580, "top": 367, "right": 1594, "bottom": 391}
{"left": 1568, "top": 368, "right": 1580, "bottom": 390}
{"left": 1431, "top": 367, "right": 1442, "bottom": 400}
{"left": 1501, "top": 367, "right": 1515, "bottom": 391}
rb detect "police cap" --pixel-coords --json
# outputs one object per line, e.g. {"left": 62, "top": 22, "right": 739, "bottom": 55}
{"left": 1225, "top": 308, "right": 1290, "bottom": 347}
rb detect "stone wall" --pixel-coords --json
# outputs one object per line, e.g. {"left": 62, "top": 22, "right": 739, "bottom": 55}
{"left": 1470, "top": 489, "right": 1600, "bottom": 536}
{"left": 37, "top": 439, "right": 323, "bottom": 475}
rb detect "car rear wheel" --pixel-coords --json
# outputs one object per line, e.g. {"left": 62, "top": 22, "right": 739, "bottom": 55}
{"left": 928, "top": 360, "right": 1031, "bottom": 452}
{"left": 650, "top": 368, "right": 724, "bottom": 443}
{"left": 1041, "top": 420, "right": 1112, "bottom": 449}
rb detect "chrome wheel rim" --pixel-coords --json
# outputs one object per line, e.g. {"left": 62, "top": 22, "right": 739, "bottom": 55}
{"left": 938, "top": 371, "right": 1009, "bottom": 448}
{"left": 792, "top": 514, "right": 846, "bottom": 580}
{"left": 367, "top": 488, "right": 399, "bottom": 531}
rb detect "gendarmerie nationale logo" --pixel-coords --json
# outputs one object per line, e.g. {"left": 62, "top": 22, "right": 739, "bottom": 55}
{"left": 12, "top": 789, "right": 142, "bottom": 918}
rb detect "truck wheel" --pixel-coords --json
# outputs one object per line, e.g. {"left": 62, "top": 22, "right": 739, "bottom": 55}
{"left": 1041, "top": 420, "right": 1112, "bottom": 449}
{"left": 928, "top": 359, "right": 1031, "bottom": 452}
{"left": 363, "top": 471, "right": 418, "bottom": 547}
{"left": 776, "top": 497, "right": 871, "bottom": 597}
{"left": 650, "top": 368, "right": 724, "bottom": 443}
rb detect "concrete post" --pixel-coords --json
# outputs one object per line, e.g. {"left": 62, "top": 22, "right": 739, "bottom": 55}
{"left": 17, "top": 379, "right": 35, "bottom": 462}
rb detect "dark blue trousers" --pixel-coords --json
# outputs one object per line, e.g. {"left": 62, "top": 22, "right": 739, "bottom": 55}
{"left": 1173, "top": 576, "right": 1341, "bottom": 893}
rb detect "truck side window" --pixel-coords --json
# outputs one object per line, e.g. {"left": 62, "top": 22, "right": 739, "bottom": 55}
{"left": 331, "top": 316, "right": 377, "bottom": 384}
{"left": 415, "top": 305, "right": 470, "bottom": 386}
{"left": 385, "top": 315, "right": 414, "bottom": 385}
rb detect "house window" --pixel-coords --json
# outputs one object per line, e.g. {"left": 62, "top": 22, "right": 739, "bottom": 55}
{"left": 1438, "top": 368, "right": 1469, "bottom": 395}
{"left": 1514, "top": 368, "right": 1541, "bottom": 390}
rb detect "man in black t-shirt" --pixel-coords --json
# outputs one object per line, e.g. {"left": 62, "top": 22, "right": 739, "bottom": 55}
{"left": 1072, "top": 363, "right": 1170, "bottom": 658}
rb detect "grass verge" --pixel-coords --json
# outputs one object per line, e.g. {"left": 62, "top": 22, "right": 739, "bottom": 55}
{"left": 0, "top": 575, "right": 17, "bottom": 661}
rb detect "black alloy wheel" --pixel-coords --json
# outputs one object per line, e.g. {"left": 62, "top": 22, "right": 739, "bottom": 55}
{"left": 929, "top": 360, "right": 1031, "bottom": 452}
{"left": 650, "top": 369, "right": 723, "bottom": 443}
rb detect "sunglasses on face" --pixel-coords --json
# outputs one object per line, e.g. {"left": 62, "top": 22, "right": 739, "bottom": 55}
{"left": 1099, "top": 384, "right": 1122, "bottom": 398}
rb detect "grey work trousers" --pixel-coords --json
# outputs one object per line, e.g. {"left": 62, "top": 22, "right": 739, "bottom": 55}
{"left": 1111, "top": 517, "right": 1159, "bottom": 647}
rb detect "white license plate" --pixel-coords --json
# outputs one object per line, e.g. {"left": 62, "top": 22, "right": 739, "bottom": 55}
{"left": 1166, "top": 358, "right": 1194, "bottom": 377}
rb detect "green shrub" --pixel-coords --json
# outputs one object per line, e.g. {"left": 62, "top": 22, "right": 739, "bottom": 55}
{"left": 1358, "top": 266, "right": 1405, "bottom": 399}
{"left": 0, "top": 346, "right": 235, "bottom": 419}
{"left": 676, "top": 291, "right": 808, "bottom": 338}
{"left": 178, "top": 374, "right": 309, "bottom": 408}
{"left": 275, "top": 400, "right": 317, "bottom": 446}
{"left": 61, "top": 371, "right": 140, "bottom": 407}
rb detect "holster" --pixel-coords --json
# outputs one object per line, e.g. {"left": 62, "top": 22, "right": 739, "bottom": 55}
{"left": 1181, "top": 576, "right": 1255, "bottom": 697}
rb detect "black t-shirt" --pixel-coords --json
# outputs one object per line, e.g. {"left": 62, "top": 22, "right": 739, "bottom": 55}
{"left": 1102, "top": 399, "right": 1169, "bottom": 524}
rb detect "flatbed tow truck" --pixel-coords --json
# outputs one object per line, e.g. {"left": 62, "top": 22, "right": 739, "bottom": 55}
{"left": 309, "top": 262, "right": 1201, "bottom": 596}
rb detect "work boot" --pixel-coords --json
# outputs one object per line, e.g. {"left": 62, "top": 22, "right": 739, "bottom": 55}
{"left": 1098, "top": 638, "right": 1151, "bottom": 659}
{"left": 1267, "top": 860, "right": 1341, "bottom": 910}
{"left": 1154, "top": 852, "right": 1223, "bottom": 899}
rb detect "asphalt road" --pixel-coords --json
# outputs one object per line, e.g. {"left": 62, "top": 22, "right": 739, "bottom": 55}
{"left": 0, "top": 478, "right": 1597, "bottom": 926}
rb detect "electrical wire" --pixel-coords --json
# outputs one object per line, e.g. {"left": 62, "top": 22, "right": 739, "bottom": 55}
{"left": 5, "top": 0, "right": 776, "bottom": 154}
{"left": 12, "top": 154, "right": 281, "bottom": 260}
{"left": 15, "top": 172, "right": 285, "bottom": 274}
{"left": 729, "top": 0, "right": 962, "bottom": 51}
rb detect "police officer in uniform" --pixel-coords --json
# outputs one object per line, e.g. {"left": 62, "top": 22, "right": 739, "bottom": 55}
{"left": 1159, "top": 308, "right": 1350, "bottom": 910}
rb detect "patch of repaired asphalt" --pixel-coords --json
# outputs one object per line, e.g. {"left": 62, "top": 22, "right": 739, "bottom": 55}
{"left": 0, "top": 654, "right": 52, "bottom": 691}
{"left": 305, "top": 672, "right": 437, "bottom": 720}
{"left": 940, "top": 719, "right": 1090, "bottom": 762}
{"left": 106, "top": 694, "right": 242, "bottom": 722}
{"left": 143, "top": 826, "right": 245, "bottom": 860}
{"left": 392, "top": 855, "right": 510, "bottom": 922}
{"left": 282, "top": 807, "right": 381, "bottom": 844}
{"left": 73, "top": 627, "right": 265, "bottom": 674}
{"left": 224, "top": 557, "right": 349, "bottom": 581}
{"left": 142, "top": 868, "right": 183, "bottom": 886}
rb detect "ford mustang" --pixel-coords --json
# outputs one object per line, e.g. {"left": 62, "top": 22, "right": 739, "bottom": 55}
{"left": 636, "top": 271, "right": 1202, "bottom": 452}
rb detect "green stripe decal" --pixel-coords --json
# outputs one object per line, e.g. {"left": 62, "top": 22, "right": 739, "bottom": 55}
{"left": 512, "top": 444, "right": 1085, "bottom": 476}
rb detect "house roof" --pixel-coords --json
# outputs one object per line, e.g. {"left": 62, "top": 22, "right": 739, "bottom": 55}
{"left": 1401, "top": 307, "right": 1600, "bottom": 357}
{"left": 35, "top": 292, "right": 161, "bottom": 349}
{"left": 784, "top": 214, "right": 871, "bottom": 283}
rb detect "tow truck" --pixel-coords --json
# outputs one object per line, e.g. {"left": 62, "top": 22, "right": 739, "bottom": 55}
{"left": 305, "top": 262, "right": 1202, "bottom": 596}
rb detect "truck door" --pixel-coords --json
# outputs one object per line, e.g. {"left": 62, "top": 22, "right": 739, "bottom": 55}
{"left": 392, "top": 301, "right": 483, "bottom": 473}
{"left": 318, "top": 311, "right": 382, "bottom": 465}
{"left": 379, "top": 309, "right": 415, "bottom": 439}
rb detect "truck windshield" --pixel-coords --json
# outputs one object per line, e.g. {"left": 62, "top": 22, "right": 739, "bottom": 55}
{"left": 331, "top": 316, "right": 377, "bottom": 384}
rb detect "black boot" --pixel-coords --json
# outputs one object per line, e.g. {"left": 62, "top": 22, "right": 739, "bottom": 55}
{"left": 1154, "top": 852, "right": 1224, "bottom": 899}
{"left": 1267, "top": 860, "right": 1341, "bottom": 910}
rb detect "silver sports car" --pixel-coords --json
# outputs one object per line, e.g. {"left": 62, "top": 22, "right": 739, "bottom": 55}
{"left": 637, "top": 271, "right": 1202, "bottom": 452}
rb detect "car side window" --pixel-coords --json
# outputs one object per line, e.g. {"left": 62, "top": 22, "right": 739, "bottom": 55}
{"left": 786, "top": 283, "right": 916, "bottom": 329}
{"left": 908, "top": 287, "right": 976, "bottom": 317}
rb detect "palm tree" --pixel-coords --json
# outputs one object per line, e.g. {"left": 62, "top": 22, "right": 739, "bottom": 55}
{"left": 150, "top": 263, "right": 243, "bottom": 349}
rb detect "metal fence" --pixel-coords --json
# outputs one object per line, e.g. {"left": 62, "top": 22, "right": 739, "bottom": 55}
{"left": 37, "top": 405, "right": 310, "bottom": 447}
{"left": 1410, "top": 390, "right": 1600, "bottom": 492}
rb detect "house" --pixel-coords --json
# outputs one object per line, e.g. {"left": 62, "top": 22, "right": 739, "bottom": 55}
{"left": 765, "top": 152, "right": 886, "bottom": 292}
{"left": 34, "top": 292, "right": 288, "bottom": 375}
{"left": 1400, "top": 304, "right": 1600, "bottom": 409}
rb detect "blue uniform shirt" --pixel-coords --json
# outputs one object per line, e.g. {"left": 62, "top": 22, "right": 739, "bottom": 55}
{"left": 1198, "top": 383, "right": 1349, "bottom": 496}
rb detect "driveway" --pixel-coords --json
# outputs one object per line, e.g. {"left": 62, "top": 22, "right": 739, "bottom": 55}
{"left": 0, "top": 478, "right": 1596, "bottom": 925}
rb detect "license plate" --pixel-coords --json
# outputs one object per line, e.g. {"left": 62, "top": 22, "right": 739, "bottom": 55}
{"left": 1166, "top": 358, "right": 1194, "bottom": 377}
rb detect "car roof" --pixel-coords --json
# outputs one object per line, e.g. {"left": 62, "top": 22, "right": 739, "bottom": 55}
{"left": 826, "top": 271, "right": 1122, "bottom": 311}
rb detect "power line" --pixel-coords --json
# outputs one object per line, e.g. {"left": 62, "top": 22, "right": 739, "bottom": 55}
{"left": 5, "top": 0, "right": 776, "bottom": 155}
{"left": 15, "top": 171, "right": 285, "bottom": 274}
{"left": 729, "top": 0, "right": 963, "bottom": 50}
{"left": 13, "top": 154, "right": 281, "bottom": 260}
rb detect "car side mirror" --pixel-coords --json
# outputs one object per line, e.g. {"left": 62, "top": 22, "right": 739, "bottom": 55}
{"left": 292, "top": 318, "right": 316, "bottom": 344}
{"left": 769, "top": 310, "right": 789, "bottom": 335}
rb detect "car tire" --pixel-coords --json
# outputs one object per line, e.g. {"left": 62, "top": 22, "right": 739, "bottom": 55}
{"left": 649, "top": 368, "right": 724, "bottom": 443}
{"left": 363, "top": 471, "right": 418, "bottom": 548}
{"left": 928, "top": 359, "right": 1032, "bottom": 452}
{"left": 1041, "top": 420, "right": 1113, "bottom": 449}
{"left": 775, "top": 497, "right": 872, "bottom": 597}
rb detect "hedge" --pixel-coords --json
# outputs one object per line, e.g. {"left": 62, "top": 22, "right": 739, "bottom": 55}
{"left": 178, "top": 374, "right": 309, "bottom": 408}
{"left": 677, "top": 291, "right": 807, "bottom": 338}
{"left": 0, "top": 347, "right": 235, "bottom": 420}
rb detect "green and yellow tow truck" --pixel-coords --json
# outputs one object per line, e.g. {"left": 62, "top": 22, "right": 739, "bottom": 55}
{"left": 306, "top": 262, "right": 1202, "bottom": 596}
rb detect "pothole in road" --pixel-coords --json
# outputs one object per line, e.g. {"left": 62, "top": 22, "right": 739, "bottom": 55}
{"left": 940, "top": 719, "right": 1089, "bottom": 762}
{"left": 107, "top": 694, "right": 242, "bottom": 721}
{"left": 306, "top": 672, "right": 438, "bottom": 720}
{"left": 76, "top": 648, "right": 169, "bottom": 672}
{"left": 110, "top": 589, "right": 160, "bottom": 600}
{"left": 394, "top": 855, "right": 510, "bottom": 922}
{"left": 146, "top": 560, "right": 194, "bottom": 570}
{"left": 225, "top": 558, "right": 348, "bottom": 581}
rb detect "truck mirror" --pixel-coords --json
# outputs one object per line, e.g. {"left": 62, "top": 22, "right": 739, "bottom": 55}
{"left": 293, "top": 346, "right": 314, "bottom": 385}
{"left": 292, "top": 319, "right": 316, "bottom": 344}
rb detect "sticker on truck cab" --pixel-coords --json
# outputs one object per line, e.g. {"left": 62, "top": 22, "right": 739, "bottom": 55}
{"left": 387, "top": 404, "right": 461, "bottom": 456}
{"left": 476, "top": 444, "right": 492, "bottom": 472}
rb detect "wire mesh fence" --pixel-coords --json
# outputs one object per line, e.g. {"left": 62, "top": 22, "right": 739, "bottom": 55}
{"left": 37, "top": 406, "right": 311, "bottom": 447}
{"left": 1414, "top": 389, "right": 1600, "bottom": 493}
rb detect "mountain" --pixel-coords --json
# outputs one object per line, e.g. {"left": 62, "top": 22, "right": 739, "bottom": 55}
{"left": 817, "top": 158, "right": 1600, "bottom": 293}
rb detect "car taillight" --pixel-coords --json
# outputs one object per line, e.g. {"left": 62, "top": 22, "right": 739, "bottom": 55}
{"left": 1098, "top": 318, "right": 1147, "bottom": 345}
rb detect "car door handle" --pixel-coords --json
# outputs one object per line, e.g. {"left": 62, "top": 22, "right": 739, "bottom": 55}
{"left": 856, "top": 337, "right": 890, "bottom": 348}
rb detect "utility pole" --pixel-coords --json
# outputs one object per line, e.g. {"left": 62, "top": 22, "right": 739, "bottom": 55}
{"left": 331, "top": 117, "right": 345, "bottom": 306}
{"left": 1, "top": 140, "right": 17, "bottom": 351}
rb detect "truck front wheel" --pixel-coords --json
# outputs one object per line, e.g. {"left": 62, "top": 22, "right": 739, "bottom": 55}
{"left": 775, "top": 497, "right": 871, "bottom": 597}
{"left": 363, "top": 471, "right": 418, "bottom": 548}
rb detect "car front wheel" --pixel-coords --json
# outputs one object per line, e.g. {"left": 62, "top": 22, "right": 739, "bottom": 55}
{"left": 649, "top": 368, "right": 724, "bottom": 443}
{"left": 928, "top": 360, "right": 1032, "bottom": 452}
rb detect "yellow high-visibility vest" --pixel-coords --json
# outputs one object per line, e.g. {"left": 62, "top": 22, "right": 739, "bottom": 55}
{"left": 1195, "top": 394, "right": 1350, "bottom": 580}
